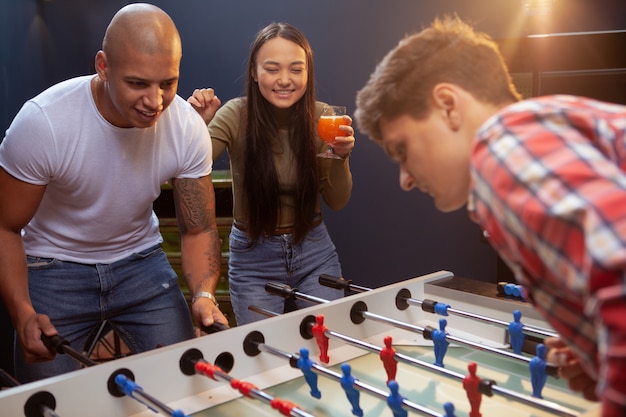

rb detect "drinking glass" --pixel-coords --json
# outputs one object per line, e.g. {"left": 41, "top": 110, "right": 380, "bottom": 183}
{"left": 317, "top": 105, "right": 347, "bottom": 159}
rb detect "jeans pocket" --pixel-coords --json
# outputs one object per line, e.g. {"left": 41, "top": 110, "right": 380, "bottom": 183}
{"left": 229, "top": 228, "right": 254, "bottom": 252}
{"left": 305, "top": 221, "right": 327, "bottom": 243}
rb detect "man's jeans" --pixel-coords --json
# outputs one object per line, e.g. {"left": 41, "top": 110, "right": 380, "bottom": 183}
{"left": 15, "top": 244, "right": 193, "bottom": 383}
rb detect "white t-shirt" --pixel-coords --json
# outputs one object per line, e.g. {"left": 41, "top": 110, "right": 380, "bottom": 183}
{"left": 0, "top": 75, "right": 212, "bottom": 263}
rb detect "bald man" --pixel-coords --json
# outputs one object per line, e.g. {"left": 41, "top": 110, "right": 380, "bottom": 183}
{"left": 0, "top": 3, "right": 226, "bottom": 383}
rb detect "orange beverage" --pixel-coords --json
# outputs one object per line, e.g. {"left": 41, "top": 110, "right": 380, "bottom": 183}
{"left": 317, "top": 116, "right": 344, "bottom": 144}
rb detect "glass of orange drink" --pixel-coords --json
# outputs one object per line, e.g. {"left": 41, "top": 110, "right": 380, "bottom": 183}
{"left": 317, "top": 105, "right": 347, "bottom": 159}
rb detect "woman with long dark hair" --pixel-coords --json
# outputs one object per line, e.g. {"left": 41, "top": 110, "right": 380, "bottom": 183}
{"left": 189, "top": 22, "right": 355, "bottom": 325}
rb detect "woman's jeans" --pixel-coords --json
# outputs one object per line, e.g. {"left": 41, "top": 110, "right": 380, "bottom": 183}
{"left": 15, "top": 244, "right": 194, "bottom": 383}
{"left": 228, "top": 221, "right": 344, "bottom": 326}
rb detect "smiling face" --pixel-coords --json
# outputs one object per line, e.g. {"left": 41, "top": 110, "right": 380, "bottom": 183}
{"left": 379, "top": 111, "right": 472, "bottom": 212}
{"left": 95, "top": 46, "right": 180, "bottom": 128}
{"left": 252, "top": 37, "right": 308, "bottom": 109}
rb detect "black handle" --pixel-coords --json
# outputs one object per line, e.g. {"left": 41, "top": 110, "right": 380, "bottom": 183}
{"left": 200, "top": 321, "right": 229, "bottom": 334}
{"left": 264, "top": 281, "right": 297, "bottom": 298}
{"left": 41, "top": 333, "right": 98, "bottom": 367}
{"left": 41, "top": 333, "right": 69, "bottom": 354}
{"left": 546, "top": 364, "right": 560, "bottom": 378}
{"left": 319, "top": 274, "right": 352, "bottom": 290}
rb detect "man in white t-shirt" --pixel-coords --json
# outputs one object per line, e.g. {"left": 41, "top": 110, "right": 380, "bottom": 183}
{"left": 0, "top": 3, "right": 226, "bottom": 382}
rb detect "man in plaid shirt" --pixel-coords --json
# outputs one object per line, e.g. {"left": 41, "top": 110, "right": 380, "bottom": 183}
{"left": 355, "top": 15, "right": 626, "bottom": 417}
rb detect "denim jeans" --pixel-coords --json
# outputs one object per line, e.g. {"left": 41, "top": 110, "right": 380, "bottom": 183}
{"left": 228, "top": 221, "right": 344, "bottom": 325}
{"left": 15, "top": 244, "right": 194, "bottom": 383}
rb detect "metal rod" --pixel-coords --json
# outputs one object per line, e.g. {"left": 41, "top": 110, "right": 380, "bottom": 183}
{"left": 322, "top": 329, "right": 580, "bottom": 417}
{"left": 248, "top": 305, "right": 281, "bottom": 318}
{"left": 131, "top": 389, "right": 182, "bottom": 416}
{"left": 361, "top": 310, "right": 554, "bottom": 369}
{"left": 405, "top": 298, "right": 557, "bottom": 339}
{"left": 265, "top": 282, "right": 329, "bottom": 305}
{"left": 318, "top": 275, "right": 557, "bottom": 338}
{"left": 41, "top": 406, "right": 62, "bottom": 417}
{"left": 61, "top": 346, "right": 98, "bottom": 367}
{"left": 346, "top": 284, "right": 370, "bottom": 293}
{"left": 115, "top": 374, "right": 187, "bottom": 417}
{"left": 193, "top": 359, "right": 315, "bottom": 417}
{"left": 0, "top": 369, "right": 19, "bottom": 388}
{"left": 255, "top": 341, "right": 442, "bottom": 417}
{"left": 312, "top": 364, "right": 441, "bottom": 417}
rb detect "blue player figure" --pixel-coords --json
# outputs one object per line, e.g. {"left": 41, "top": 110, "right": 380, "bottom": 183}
{"left": 443, "top": 402, "right": 457, "bottom": 417}
{"left": 432, "top": 318, "right": 450, "bottom": 367}
{"left": 297, "top": 347, "right": 321, "bottom": 399}
{"left": 386, "top": 380, "right": 407, "bottom": 417}
{"left": 529, "top": 343, "right": 547, "bottom": 399}
{"left": 340, "top": 363, "right": 363, "bottom": 417}
{"left": 508, "top": 309, "right": 525, "bottom": 355}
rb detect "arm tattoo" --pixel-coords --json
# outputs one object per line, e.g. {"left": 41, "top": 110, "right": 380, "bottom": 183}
{"left": 172, "top": 177, "right": 216, "bottom": 234}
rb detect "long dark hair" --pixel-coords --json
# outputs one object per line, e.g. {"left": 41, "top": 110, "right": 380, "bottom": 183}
{"left": 243, "top": 22, "right": 318, "bottom": 243}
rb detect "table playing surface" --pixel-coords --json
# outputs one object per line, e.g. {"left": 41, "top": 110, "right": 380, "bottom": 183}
{"left": 194, "top": 343, "right": 594, "bottom": 417}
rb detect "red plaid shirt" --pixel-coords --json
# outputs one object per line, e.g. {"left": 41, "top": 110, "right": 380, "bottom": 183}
{"left": 469, "top": 95, "right": 626, "bottom": 416}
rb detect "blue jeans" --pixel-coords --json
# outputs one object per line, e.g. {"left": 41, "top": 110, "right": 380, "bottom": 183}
{"left": 228, "top": 221, "right": 344, "bottom": 325}
{"left": 15, "top": 244, "right": 193, "bottom": 383}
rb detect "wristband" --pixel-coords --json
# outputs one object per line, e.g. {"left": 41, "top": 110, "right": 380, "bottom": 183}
{"left": 191, "top": 291, "right": 219, "bottom": 307}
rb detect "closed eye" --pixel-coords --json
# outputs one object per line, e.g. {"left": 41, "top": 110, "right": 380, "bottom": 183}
{"left": 385, "top": 143, "right": 405, "bottom": 164}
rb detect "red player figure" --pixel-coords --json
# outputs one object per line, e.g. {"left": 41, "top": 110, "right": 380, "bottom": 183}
{"left": 312, "top": 314, "right": 330, "bottom": 363}
{"left": 380, "top": 335, "right": 398, "bottom": 385}
{"left": 463, "top": 361, "right": 482, "bottom": 417}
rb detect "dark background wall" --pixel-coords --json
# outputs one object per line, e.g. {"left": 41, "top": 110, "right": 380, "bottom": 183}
{"left": 2, "top": 0, "right": 626, "bottom": 377}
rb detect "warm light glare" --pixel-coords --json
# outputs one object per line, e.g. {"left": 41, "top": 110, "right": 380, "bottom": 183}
{"left": 523, "top": 0, "right": 557, "bottom": 36}
{"left": 524, "top": 0, "right": 554, "bottom": 16}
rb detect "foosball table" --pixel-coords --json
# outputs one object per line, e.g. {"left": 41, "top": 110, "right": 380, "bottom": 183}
{"left": 0, "top": 270, "right": 600, "bottom": 417}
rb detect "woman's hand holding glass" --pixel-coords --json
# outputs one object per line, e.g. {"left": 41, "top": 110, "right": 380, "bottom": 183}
{"left": 317, "top": 105, "right": 355, "bottom": 159}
